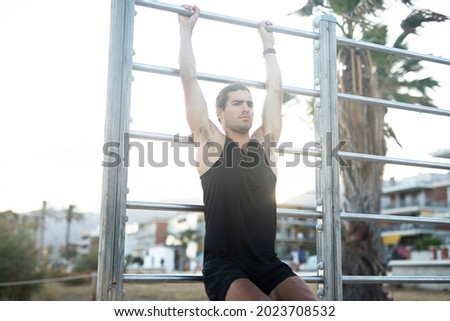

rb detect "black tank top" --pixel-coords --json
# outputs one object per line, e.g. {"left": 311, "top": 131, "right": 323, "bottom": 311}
{"left": 200, "top": 137, "right": 277, "bottom": 265}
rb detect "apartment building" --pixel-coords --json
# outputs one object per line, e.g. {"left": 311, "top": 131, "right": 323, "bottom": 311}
{"left": 380, "top": 172, "right": 450, "bottom": 251}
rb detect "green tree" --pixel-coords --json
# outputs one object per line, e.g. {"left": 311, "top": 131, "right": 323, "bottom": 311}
{"left": 415, "top": 235, "right": 442, "bottom": 251}
{"left": 73, "top": 250, "right": 98, "bottom": 273}
{"left": 291, "top": 0, "right": 448, "bottom": 300}
{"left": 0, "top": 211, "right": 45, "bottom": 300}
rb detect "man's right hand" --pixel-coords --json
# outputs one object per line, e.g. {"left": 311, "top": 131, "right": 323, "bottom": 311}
{"left": 178, "top": 5, "right": 200, "bottom": 30}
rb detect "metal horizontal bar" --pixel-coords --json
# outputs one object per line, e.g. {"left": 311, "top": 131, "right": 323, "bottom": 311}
{"left": 132, "top": 63, "right": 319, "bottom": 97}
{"left": 124, "top": 273, "right": 323, "bottom": 284}
{"left": 276, "top": 208, "right": 322, "bottom": 219}
{"left": 133, "top": 63, "right": 450, "bottom": 117}
{"left": 124, "top": 274, "right": 450, "bottom": 285}
{"left": 278, "top": 145, "right": 322, "bottom": 158}
{"left": 129, "top": 199, "right": 449, "bottom": 226}
{"left": 128, "top": 130, "right": 322, "bottom": 157}
{"left": 129, "top": 132, "right": 450, "bottom": 173}
{"left": 136, "top": 0, "right": 450, "bottom": 66}
{"left": 124, "top": 273, "right": 203, "bottom": 283}
{"left": 342, "top": 275, "right": 450, "bottom": 284}
{"left": 126, "top": 201, "right": 322, "bottom": 219}
{"left": 129, "top": 131, "right": 191, "bottom": 142}
{"left": 341, "top": 212, "right": 450, "bottom": 226}
{"left": 338, "top": 93, "right": 450, "bottom": 117}
{"left": 339, "top": 151, "right": 450, "bottom": 171}
{"left": 337, "top": 37, "right": 450, "bottom": 66}
{"left": 133, "top": 63, "right": 450, "bottom": 118}
{"left": 127, "top": 201, "right": 204, "bottom": 212}
{"left": 135, "top": 0, "right": 318, "bottom": 40}
{"left": 0, "top": 274, "right": 93, "bottom": 287}
{"left": 137, "top": 1, "right": 450, "bottom": 66}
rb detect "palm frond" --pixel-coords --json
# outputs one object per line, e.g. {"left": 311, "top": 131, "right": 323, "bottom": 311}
{"left": 282, "top": 93, "right": 296, "bottom": 104}
{"left": 351, "top": 0, "right": 385, "bottom": 17}
{"left": 289, "top": 0, "right": 324, "bottom": 16}
{"left": 384, "top": 123, "right": 402, "bottom": 148}
{"left": 401, "top": 0, "right": 413, "bottom": 6}
{"left": 398, "top": 59, "right": 422, "bottom": 73}
{"left": 401, "top": 9, "right": 449, "bottom": 34}
{"left": 392, "top": 92, "right": 436, "bottom": 107}
{"left": 411, "top": 77, "right": 440, "bottom": 94}
{"left": 393, "top": 32, "right": 408, "bottom": 49}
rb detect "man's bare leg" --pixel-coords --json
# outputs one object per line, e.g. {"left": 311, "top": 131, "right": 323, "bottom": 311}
{"left": 225, "top": 278, "right": 271, "bottom": 301}
{"left": 269, "top": 276, "right": 318, "bottom": 301}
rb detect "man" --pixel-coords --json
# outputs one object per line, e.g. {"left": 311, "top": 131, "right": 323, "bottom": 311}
{"left": 178, "top": 5, "right": 317, "bottom": 301}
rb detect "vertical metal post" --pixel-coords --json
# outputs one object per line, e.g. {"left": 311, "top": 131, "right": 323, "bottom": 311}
{"left": 313, "top": 15, "right": 342, "bottom": 301}
{"left": 96, "top": 0, "right": 135, "bottom": 300}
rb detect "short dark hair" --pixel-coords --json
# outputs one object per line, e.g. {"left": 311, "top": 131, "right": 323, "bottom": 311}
{"left": 215, "top": 83, "right": 250, "bottom": 110}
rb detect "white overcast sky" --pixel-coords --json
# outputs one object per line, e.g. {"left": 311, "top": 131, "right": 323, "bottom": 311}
{"left": 0, "top": 0, "right": 449, "bottom": 214}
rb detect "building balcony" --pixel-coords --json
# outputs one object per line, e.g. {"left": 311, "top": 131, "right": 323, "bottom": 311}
{"left": 381, "top": 201, "right": 449, "bottom": 216}
{"left": 381, "top": 205, "right": 423, "bottom": 216}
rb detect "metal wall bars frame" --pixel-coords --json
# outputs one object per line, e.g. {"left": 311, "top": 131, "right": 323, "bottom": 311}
{"left": 97, "top": 0, "right": 450, "bottom": 300}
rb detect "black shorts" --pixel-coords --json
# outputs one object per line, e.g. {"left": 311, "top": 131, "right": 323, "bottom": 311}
{"left": 202, "top": 258, "right": 297, "bottom": 301}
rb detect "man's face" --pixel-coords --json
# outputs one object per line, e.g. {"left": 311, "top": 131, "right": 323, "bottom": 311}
{"left": 217, "top": 90, "right": 254, "bottom": 134}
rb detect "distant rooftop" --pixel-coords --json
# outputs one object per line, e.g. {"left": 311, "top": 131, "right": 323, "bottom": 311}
{"left": 430, "top": 148, "right": 450, "bottom": 159}
{"left": 383, "top": 172, "right": 450, "bottom": 194}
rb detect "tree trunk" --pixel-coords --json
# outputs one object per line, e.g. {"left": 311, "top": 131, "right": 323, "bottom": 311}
{"left": 338, "top": 48, "right": 390, "bottom": 300}
{"left": 65, "top": 205, "right": 75, "bottom": 259}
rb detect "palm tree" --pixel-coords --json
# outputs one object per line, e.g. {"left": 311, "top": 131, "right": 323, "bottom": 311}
{"left": 64, "top": 204, "right": 84, "bottom": 260}
{"left": 24, "top": 201, "right": 61, "bottom": 259}
{"left": 290, "top": 0, "right": 448, "bottom": 300}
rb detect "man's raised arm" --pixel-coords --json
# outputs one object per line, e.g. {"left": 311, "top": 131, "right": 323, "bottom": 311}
{"left": 253, "top": 21, "right": 283, "bottom": 144}
{"left": 178, "top": 5, "right": 212, "bottom": 140}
